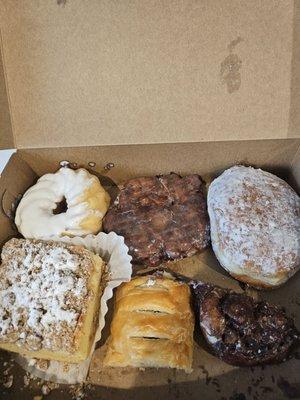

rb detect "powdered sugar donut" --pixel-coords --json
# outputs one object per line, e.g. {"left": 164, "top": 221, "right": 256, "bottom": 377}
{"left": 208, "top": 166, "right": 300, "bottom": 289}
{"left": 15, "top": 168, "right": 110, "bottom": 239}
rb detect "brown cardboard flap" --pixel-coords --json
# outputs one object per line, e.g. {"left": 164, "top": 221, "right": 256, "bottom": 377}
{"left": 0, "top": 153, "right": 37, "bottom": 247}
{"left": 0, "top": 0, "right": 297, "bottom": 149}
{"left": 0, "top": 28, "right": 13, "bottom": 150}
{"left": 18, "top": 138, "right": 300, "bottom": 183}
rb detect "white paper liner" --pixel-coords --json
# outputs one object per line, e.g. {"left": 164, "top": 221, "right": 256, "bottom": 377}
{"left": 15, "top": 232, "right": 132, "bottom": 384}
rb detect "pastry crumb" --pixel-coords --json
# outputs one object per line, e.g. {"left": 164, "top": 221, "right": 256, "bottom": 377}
{"left": 40, "top": 381, "right": 59, "bottom": 395}
{"left": 35, "top": 359, "right": 50, "bottom": 371}
{"left": 3, "top": 367, "right": 11, "bottom": 376}
{"left": 41, "top": 383, "right": 51, "bottom": 395}
{"left": 69, "top": 383, "right": 88, "bottom": 399}
{"left": 63, "top": 362, "right": 70, "bottom": 373}
{"left": 24, "top": 373, "right": 30, "bottom": 387}
{"left": 2, "top": 374, "right": 13, "bottom": 388}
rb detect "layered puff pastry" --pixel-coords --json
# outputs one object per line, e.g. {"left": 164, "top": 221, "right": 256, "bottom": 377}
{"left": 104, "top": 275, "right": 194, "bottom": 372}
{"left": 0, "top": 238, "right": 104, "bottom": 363}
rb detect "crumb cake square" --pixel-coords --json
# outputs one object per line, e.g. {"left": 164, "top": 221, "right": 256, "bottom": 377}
{"left": 0, "top": 238, "right": 104, "bottom": 363}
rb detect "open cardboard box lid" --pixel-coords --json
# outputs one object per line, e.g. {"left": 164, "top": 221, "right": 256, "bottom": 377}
{"left": 0, "top": 0, "right": 299, "bottom": 150}
{"left": 0, "top": 1, "right": 299, "bottom": 399}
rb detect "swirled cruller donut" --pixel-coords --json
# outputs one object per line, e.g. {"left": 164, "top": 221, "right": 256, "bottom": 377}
{"left": 15, "top": 168, "right": 110, "bottom": 239}
{"left": 208, "top": 166, "right": 300, "bottom": 289}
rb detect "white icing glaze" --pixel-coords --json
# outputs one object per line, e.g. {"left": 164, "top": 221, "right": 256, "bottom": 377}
{"left": 208, "top": 166, "right": 300, "bottom": 286}
{"left": 15, "top": 168, "right": 105, "bottom": 239}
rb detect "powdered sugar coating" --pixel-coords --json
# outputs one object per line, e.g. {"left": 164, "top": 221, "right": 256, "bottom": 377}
{"left": 0, "top": 239, "right": 95, "bottom": 352}
{"left": 208, "top": 166, "right": 300, "bottom": 287}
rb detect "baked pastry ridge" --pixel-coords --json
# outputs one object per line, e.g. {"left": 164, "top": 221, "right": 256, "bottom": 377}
{"left": 104, "top": 275, "right": 194, "bottom": 372}
{"left": 0, "top": 238, "right": 104, "bottom": 363}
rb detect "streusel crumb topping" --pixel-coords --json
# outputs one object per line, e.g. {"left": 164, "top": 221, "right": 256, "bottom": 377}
{"left": 0, "top": 239, "right": 95, "bottom": 353}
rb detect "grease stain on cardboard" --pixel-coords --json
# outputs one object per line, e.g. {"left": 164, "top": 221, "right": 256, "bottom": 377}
{"left": 220, "top": 37, "right": 243, "bottom": 94}
{"left": 57, "top": 0, "right": 67, "bottom": 6}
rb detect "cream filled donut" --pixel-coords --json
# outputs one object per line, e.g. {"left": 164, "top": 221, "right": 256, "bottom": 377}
{"left": 15, "top": 168, "right": 110, "bottom": 239}
{"left": 208, "top": 166, "right": 300, "bottom": 289}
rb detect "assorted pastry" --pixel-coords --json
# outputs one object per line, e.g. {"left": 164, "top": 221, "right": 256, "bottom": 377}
{"left": 208, "top": 166, "right": 300, "bottom": 288}
{"left": 103, "top": 173, "right": 210, "bottom": 266}
{"left": 104, "top": 275, "right": 194, "bottom": 372}
{"left": 0, "top": 164, "right": 298, "bottom": 378}
{"left": 192, "top": 281, "right": 299, "bottom": 366}
{"left": 15, "top": 167, "right": 110, "bottom": 239}
{"left": 0, "top": 238, "right": 104, "bottom": 363}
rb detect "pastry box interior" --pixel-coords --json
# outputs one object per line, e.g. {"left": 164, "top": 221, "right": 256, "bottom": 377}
{"left": 0, "top": 1, "right": 299, "bottom": 399}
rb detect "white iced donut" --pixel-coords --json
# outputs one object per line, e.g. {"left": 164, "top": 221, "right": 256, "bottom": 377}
{"left": 15, "top": 168, "right": 110, "bottom": 239}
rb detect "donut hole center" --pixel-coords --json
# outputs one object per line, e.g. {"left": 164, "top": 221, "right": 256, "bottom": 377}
{"left": 53, "top": 196, "right": 68, "bottom": 215}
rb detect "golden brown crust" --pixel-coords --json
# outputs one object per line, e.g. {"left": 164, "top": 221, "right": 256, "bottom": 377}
{"left": 104, "top": 275, "right": 194, "bottom": 372}
{"left": 229, "top": 273, "right": 278, "bottom": 289}
{"left": 229, "top": 269, "right": 292, "bottom": 289}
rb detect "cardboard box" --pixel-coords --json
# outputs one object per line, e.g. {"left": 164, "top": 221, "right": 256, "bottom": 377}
{"left": 0, "top": 1, "right": 299, "bottom": 399}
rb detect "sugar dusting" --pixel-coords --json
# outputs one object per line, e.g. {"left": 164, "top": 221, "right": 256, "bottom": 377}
{"left": 145, "top": 278, "right": 156, "bottom": 287}
{"left": 0, "top": 239, "right": 93, "bottom": 352}
{"left": 208, "top": 166, "right": 300, "bottom": 278}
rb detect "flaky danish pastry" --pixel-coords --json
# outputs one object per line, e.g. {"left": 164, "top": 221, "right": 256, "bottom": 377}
{"left": 104, "top": 275, "right": 194, "bottom": 372}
